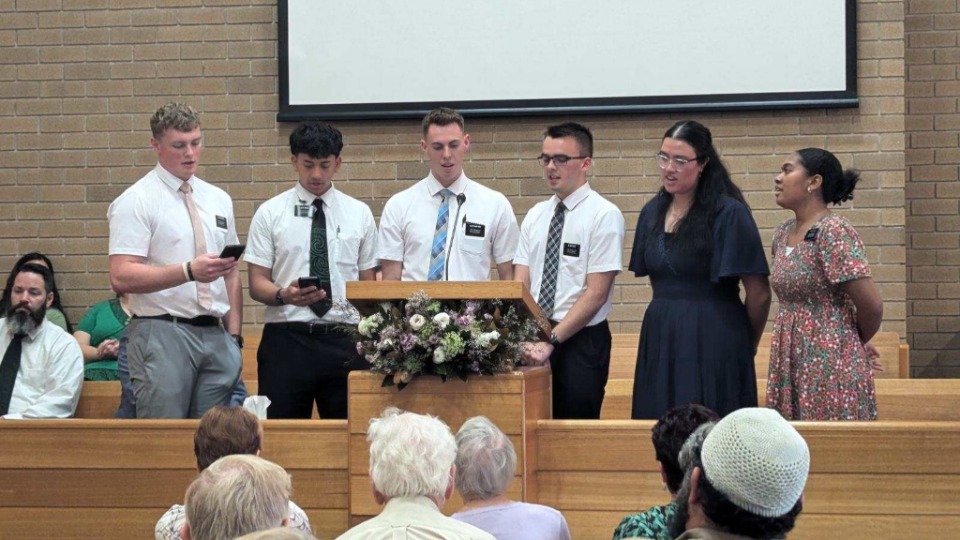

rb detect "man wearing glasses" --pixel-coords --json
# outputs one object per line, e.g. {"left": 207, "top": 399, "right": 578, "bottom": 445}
{"left": 378, "top": 107, "right": 519, "bottom": 281}
{"left": 515, "top": 122, "right": 625, "bottom": 420}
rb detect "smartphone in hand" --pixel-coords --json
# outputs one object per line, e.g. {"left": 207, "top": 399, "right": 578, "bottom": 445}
{"left": 298, "top": 276, "right": 321, "bottom": 289}
{"left": 219, "top": 244, "right": 246, "bottom": 260}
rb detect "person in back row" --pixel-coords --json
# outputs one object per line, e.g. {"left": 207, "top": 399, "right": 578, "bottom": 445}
{"left": 378, "top": 107, "right": 519, "bottom": 281}
{"left": 452, "top": 416, "right": 571, "bottom": 540}
{"left": 0, "top": 252, "right": 73, "bottom": 333}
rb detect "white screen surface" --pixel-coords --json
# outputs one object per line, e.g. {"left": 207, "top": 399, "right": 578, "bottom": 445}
{"left": 279, "top": 0, "right": 856, "bottom": 119}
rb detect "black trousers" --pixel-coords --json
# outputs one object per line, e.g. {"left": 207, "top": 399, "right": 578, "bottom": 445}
{"left": 549, "top": 319, "right": 611, "bottom": 419}
{"left": 257, "top": 323, "right": 369, "bottom": 419}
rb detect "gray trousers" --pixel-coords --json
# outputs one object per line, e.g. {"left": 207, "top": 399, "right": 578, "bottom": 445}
{"left": 127, "top": 318, "right": 241, "bottom": 419}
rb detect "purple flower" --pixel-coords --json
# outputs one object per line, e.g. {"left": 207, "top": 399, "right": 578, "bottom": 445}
{"left": 428, "top": 334, "right": 441, "bottom": 345}
{"left": 400, "top": 333, "right": 419, "bottom": 352}
{"left": 456, "top": 314, "right": 474, "bottom": 326}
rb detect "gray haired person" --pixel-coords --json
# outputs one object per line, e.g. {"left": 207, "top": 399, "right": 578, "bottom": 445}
{"left": 452, "top": 416, "right": 571, "bottom": 540}
{"left": 667, "top": 408, "right": 810, "bottom": 540}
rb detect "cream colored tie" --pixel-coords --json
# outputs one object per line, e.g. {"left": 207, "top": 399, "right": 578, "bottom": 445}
{"left": 179, "top": 182, "right": 213, "bottom": 310}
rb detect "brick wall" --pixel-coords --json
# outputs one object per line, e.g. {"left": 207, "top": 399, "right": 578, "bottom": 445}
{"left": 1, "top": 1, "right": 907, "bottom": 353}
{"left": 906, "top": 0, "right": 960, "bottom": 376}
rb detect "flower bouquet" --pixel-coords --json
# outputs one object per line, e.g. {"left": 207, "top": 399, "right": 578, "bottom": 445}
{"left": 353, "top": 291, "right": 541, "bottom": 390}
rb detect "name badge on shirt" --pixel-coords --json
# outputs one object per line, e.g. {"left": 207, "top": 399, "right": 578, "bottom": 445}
{"left": 294, "top": 204, "right": 316, "bottom": 218}
{"left": 215, "top": 216, "right": 228, "bottom": 229}
{"left": 465, "top": 222, "right": 485, "bottom": 238}
{"left": 804, "top": 228, "right": 820, "bottom": 242}
{"left": 563, "top": 243, "right": 581, "bottom": 257}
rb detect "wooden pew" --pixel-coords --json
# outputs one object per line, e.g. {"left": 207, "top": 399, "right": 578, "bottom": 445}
{"left": 0, "top": 420, "right": 349, "bottom": 540}
{"left": 536, "top": 420, "right": 960, "bottom": 539}
{"left": 610, "top": 331, "right": 910, "bottom": 380}
{"left": 600, "top": 378, "right": 960, "bottom": 421}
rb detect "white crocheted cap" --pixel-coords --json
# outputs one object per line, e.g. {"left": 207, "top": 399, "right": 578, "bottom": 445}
{"left": 700, "top": 408, "right": 810, "bottom": 518}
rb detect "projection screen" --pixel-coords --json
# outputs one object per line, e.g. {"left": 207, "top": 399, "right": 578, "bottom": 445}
{"left": 277, "top": 0, "right": 857, "bottom": 121}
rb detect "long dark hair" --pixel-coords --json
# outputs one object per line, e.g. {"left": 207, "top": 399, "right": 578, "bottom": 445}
{"left": 0, "top": 252, "right": 73, "bottom": 333}
{"left": 656, "top": 120, "right": 747, "bottom": 257}
{"left": 795, "top": 147, "right": 860, "bottom": 205}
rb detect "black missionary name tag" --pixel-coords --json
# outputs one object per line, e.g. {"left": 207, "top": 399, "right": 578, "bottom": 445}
{"left": 294, "top": 204, "right": 315, "bottom": 218}
{"left": 563, "top": 243, "right": 581, "bottom": 257}
{"left": 465, "top": 222, "right": 485, "bottom": 237}
{"left": 804, "top": 228, "right": 820, "bottom": 242}
{"left": 215, "top": 216, "right": 228, "bottom": 229}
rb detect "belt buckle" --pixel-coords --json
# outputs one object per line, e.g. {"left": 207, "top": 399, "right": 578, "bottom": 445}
{"left": 307, "top": 321, "right": 321, "bottom": 335}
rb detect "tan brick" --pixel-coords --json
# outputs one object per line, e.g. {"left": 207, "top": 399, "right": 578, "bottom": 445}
{"left": 156, "top": 60, "right": 204, "bottom": 78}
{"left": 38, "top": 10, "right": 83, "bottom": 28}
{"left": 226, "top": 41, "right": 274, "bottom": 59}
{"left": 62, "top": 27, "right": 109, "bottom": 45}
{"left": 224, "top": 6, "right": 273, "bottom": 24}
{"left": 16, "top": 28, "right": 62, "bottom": 46}
{"left": 132, "top": 44, "right": 179, "bottom": 61}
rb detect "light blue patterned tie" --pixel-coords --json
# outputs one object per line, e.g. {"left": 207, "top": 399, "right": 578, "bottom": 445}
{"left": 428, "top": 189, "right": 454, "bottom": 281}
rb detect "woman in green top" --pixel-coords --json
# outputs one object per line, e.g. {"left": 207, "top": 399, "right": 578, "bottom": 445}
{"left": 73, "top": 294, "right": 131, "bottom": 381}
{"left": 1, "top": 252, "right": 74, "bottom": 333}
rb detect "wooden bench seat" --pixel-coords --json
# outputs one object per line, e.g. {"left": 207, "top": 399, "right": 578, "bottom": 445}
{"left": 537, "top": 420, "right": 960, "bottom": 539}
{"left": 611, "top": 331, "right": 910, "bottom": 380}
{"left": 600, "top": 378, "right": 960, "bottom": 421}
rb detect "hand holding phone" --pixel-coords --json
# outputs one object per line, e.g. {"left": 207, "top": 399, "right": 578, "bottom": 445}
{"left": 219, "top": 244, "right": 246, "bottom": 260}
{"left": 297, "top": 276, "right": 321, "bottom": 289}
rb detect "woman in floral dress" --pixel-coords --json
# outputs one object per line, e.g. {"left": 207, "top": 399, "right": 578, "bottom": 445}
{"left": 767, "top": 148, "right": 884, "bottom": 420}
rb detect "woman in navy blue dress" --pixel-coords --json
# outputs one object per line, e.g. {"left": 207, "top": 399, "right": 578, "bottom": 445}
{"left": 629, "top": 121, "right": 770, "bottom": 419}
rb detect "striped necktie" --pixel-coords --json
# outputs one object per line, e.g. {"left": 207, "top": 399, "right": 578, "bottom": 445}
{"left": 428, "top": 189, "right": 454, "bottom": 281}
{"left": 537, "top": 201, "right": 567, "bottom": 318}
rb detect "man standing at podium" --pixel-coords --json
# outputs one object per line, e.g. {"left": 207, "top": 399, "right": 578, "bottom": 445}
{"left": 515, "top": 122, "right": 624, "bottom": 420}
{"left": 245, "top": 121, "right": 377, "bottom": 419}
{"left": 378, "top": 107, "right": 519, "bottom": 281}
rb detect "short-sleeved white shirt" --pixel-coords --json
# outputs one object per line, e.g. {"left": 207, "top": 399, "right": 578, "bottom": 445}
{"left": 107, "top": 164, "right": 240, "bottom": 318}
{"left": 377, "top": 172, "right": 519, "bottom": 281}
{"left": 245, "top": 183, "right": 378, "bottom": 324}
{"left": 515, "top": 182, "right": 624, "bottom": 325}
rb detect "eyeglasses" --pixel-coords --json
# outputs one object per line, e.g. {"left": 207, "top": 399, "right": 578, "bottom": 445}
{"left": 656, "top": 152, "right": 698, "bottom": 169}
{"left": 538, "top": 154, "right": 588, "bottom": 167}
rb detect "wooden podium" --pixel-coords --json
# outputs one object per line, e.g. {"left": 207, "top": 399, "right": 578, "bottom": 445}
{"left": 344, "top": 281, "right": 553, "bottom": 525}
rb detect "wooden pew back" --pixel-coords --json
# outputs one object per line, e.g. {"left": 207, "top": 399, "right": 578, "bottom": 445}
{"left": 0, "top": 420, "right": 349, "bottom": 540}
{"left": 536, "top": 420, "right": 960, "bottom": 539}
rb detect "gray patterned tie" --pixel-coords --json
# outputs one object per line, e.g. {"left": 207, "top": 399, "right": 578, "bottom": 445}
{"left": 537, "top": 201, "right": 567, "bottom": 319}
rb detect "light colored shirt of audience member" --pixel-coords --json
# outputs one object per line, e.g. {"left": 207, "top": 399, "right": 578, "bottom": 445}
{"left": 453, "top": 501, "right": 571, "bottom": 540}
{"left": 335, "top": 496, "right": 494, "bottom": 540}
{"left": 0, "top": 317, "right": 83, "bottom": 419}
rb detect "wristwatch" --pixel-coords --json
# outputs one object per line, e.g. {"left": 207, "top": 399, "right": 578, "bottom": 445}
{"left": 232, "top": 334, "right": 244, "bottom": 349}
{"left": 275, "top": 288, "right": 285, "bottom": 306}
{"left": 549, "top": 331, "right": 560, "bottom": 346}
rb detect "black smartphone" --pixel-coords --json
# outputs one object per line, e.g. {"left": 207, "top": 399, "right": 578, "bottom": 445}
{"left": 219, "top": 244, "right": 246, "bottom": 260}
{"left": 298, "top": 276, "right": 321, "bottom": 289}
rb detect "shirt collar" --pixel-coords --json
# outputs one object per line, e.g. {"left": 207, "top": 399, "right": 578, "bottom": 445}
{"left": 154, "top": 163, "right": 195, "bottom": 193}
{"left": 426, "top": 171, "right": 469, "bottom": 197}
{"left": 294, "top": 183, "right": 338, "bottom": 206}
{"left": 554, "top": 181, "right": 592, "bottom": 211}
{"left": 5, "top": 316, "right": 46, "bottom": 341}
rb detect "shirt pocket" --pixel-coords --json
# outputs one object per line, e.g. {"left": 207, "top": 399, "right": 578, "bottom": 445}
{"left": 334, "top": 235, "right": 361, "bottom": 281}
{"left": 459, "top": 234, "right": 485, "bottom": 256}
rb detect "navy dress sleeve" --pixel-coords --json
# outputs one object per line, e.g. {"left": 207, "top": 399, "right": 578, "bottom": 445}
{"left": 710, "top": 197, "right": 769, "bottom": 283}
{"left": 629, "top": 198, "right": 659, "bottom": 277}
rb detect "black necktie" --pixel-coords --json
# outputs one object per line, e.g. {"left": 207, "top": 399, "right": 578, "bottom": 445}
{"left": 0, "top": 333, "right": 26, "bottom": 415}
{"left": 309, "top": 199, "right": 332, "bottom": 318}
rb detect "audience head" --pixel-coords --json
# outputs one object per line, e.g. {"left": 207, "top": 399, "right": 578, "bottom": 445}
{"left": 194, "top": 406, "right": 263, "bottom": 471}
{"left": 669, "top": 408, "right": 809, "bottom": 539}
{"left": 5, "top": 263, "right": 55, "bottom": 335}
{"left": 182, "top": 454, "right": 292, "bottom": 540}
{"left": 454, "top": 416, "right": 516, "bottom": 502}
{"left": 1, "top": 252, "right": 71, "bottom": 332}
{"left": 367, "top": 407, "right": 457, "bottom": 506}
{"left": 420, "top": 107, "right": 470, "bottom": 185}
{"left": 652, "top": 403, "right": 720, "bottom": 495}
{"left": 795, "top": 147, "right": 860, "bottom": 206}
{"left": 234, "top": 528, "right": 317, "bottom": 540}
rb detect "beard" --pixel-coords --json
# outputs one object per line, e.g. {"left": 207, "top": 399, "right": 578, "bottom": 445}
{"left": 668, "top": 494, "right": 691, "bottom": 539}
{"left": 6, "top": 301, "right": 45, "bottom": 335}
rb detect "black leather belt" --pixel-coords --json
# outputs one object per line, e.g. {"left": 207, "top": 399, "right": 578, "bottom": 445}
{"left": 271, "top": 321, "right": 347, "bottom": 335}
{"left": 134, "top": 314, "right": 221, "bottom": 327}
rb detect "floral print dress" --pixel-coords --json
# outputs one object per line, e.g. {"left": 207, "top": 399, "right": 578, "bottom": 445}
{"left": 766, "top": 213, "right": 877, "bottom": 420}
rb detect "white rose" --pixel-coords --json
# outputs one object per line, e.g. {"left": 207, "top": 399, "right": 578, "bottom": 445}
{"left": 358, "top": 318, "right": 373, "bottom": 337}
{"left": 380, "top": 338, "right": 395, "bottom": 350}
{"left": 433, "top": 312, "right": 451, "bottom": 328}
{"left": 409, "top": 314, "right": 426, "bottom": 331}
{"left": 478, "top": 331, "right": 500, "bottom": 348}
{"left": 433, "top": 347, "right": 447, "bottom": 364}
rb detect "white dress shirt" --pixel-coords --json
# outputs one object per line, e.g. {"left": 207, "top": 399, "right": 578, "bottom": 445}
{"left": 335, "top": 496, "right": 496, "bottom": 540}
{"left": 245, "top": 183, "right": 378, "bottom": 324}
{"left": 515, "top": 182, "right": 625, "bottom": 325}
{"left": 378, "top": 172, "right": 519, "bottom": 281}
{"left": 108, "top": 164, "right": 240, "bottom": 318}
{"left": 0, "top": 317, "right": 84, "bottom": 419}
